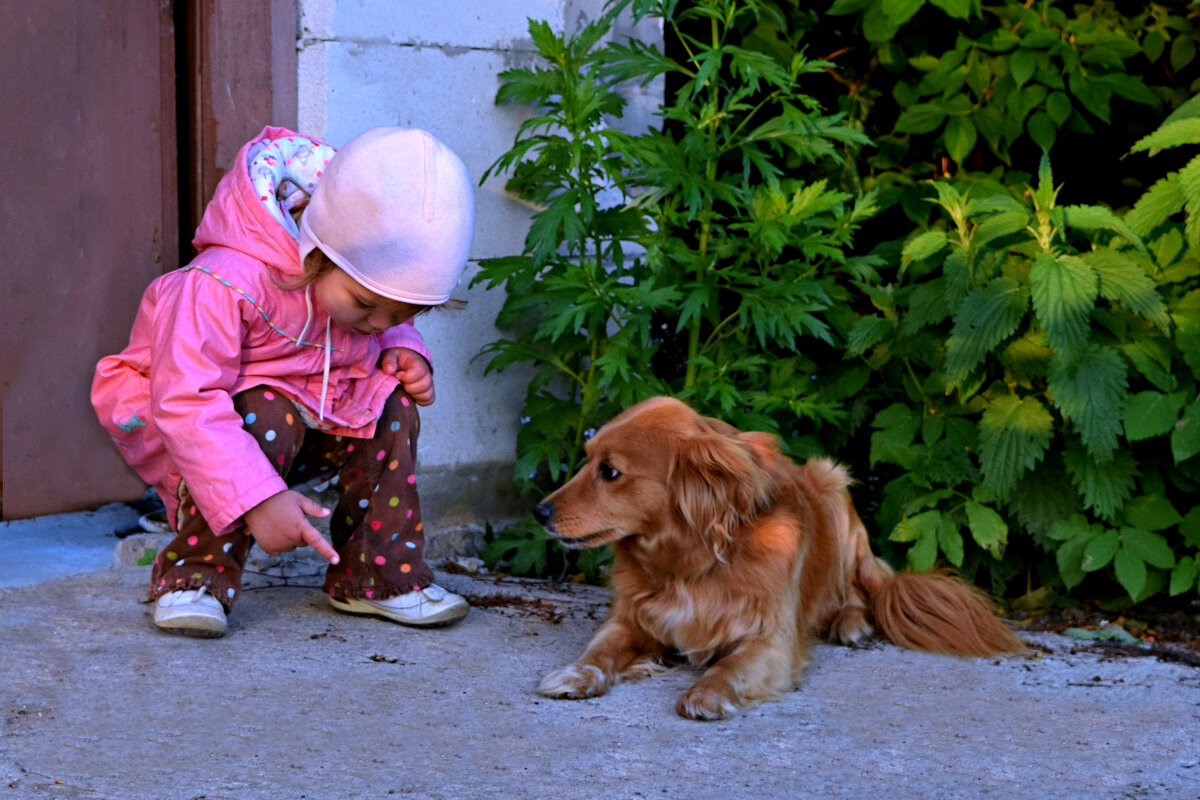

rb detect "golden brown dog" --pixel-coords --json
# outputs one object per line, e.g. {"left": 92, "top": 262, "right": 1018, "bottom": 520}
{"left": 533, "top": 396, "right": 1027, "bottom": 720}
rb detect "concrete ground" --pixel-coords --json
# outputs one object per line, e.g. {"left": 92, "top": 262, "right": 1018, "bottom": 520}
{"left": 2, "top": 504, "right": 1199, "bottom": 800}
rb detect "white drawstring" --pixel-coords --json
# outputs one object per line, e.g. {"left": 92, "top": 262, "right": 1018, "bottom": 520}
{"left": 320, "top": 316, "right": 332, "bottom": 422}
{"left": 298, "top": 283, "right": 331, "bottom": 422}
{"left": 298, "top": 284, "right": 314, "bottom": 346}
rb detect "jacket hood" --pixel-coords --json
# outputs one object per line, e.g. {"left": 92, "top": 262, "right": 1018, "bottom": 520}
{"left": 192, "top": 126, "right": 336, "bottom": 279}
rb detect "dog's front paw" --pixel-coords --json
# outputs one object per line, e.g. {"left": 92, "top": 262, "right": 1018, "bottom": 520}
{"left": 537, "top": 664, "right": 610, "bottom": 699}
{"left": 676, "top": 685, "right": 739, "bottom": 721}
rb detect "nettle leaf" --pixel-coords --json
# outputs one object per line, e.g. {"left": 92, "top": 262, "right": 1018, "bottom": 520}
{"left": 900, "top": 279, "right": 951, "bottom": 334}
{"left": 978, "top": 394, "right": 1054, "bottom": 496}
{"left": 1129, "top": 117, "right": 1200, "bottom": 155}
{"left": 1047, "top": 346, "right": 1128, "bottom": 461}
{"left": 1124, "top": 173, "right": 1184, "bottom": 238}
{"left": 1124, "top": 390, "right": 1186, "bottom": 441}
{"left": 846, "top": 315, "right": 894, "bottom": 356}
{"left": 1007, "top": 461, "right": 1080, "bottom": 537}
{"left": 1064, "top": 445, "right": 1138, "bottom": 522}
{"left": 1030, "top": 254, "right": 1097, "bottom": 352}
{"left": 1061, "top": 205, "right": 1146, "bottom": 253}
{"left": 971, "top": 209, "right": 1029, "bottom": 251}
{"left": 1080, "top": 250, "right": 1170, "bottom": 329}
{"left": 964, "top": 501, "right": 1008, "bottom": 559}
{"left": 903, "top": 230, "right": 949, "bottom": 264}
{"left": 945, "top": 278, "right": 1029, "bottom": 384}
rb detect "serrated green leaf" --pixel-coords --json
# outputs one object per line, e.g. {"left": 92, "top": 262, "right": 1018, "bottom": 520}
{"left": 964, "top": 501, "right": 1007, "bottom": 558}
{"left": 1124, "top": 391, "right": 1187, "bottom": 441}
{"left": 1048, "top": 346, "right": 1128, "bottom": 461}
{"left": 1126, "top": 173, "right": 1185, "bottom": 243}
{"left": 972, "top": 209, "right": 1029, "bottom": 250}
{"left": 1061, "top": 205, "right": 1146, "bottom": 253}
{"left": 945, "top": 278, "right": 1029, "bottom": 383}
{"left": 978, "top": 394, "right": 1054, "bottom": 496}
{"left": 1030, "top": 254, "right": 1097, "bottom": 352}
{"left": 1121, "top": 527, "right": 1176, "bottom": 569}
{"left": 1082, "top": 528, "right": 1120, "bottom": 572}
{"left": 1007, "top": 463, "right": 1079, "bottom": 536}
{"left": 1063, "top": 446, "right": 1138, "bottom": 521}
{"left": 1173, "top": 399, "right": 1200, "bottom": 463}
{"left": 1130, "top": 118, "right": 1200, "bottom": 155}
{"left": 846, "top": 316, "right": 894, "bottom": 356}
{"left": 1080, "top": 250, "right": 1169, "bottom": 328}
{"left": 903, "top": 230, "right": 949, "bottom": 263}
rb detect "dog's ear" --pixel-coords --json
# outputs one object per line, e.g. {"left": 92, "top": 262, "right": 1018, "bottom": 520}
{"left": 670, "top": 430, "right": 775, "bottom": 557}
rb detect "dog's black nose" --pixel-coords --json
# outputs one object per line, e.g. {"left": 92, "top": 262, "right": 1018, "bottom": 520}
{"left": 532, "top": 502, "right": 554, "bottom": 526}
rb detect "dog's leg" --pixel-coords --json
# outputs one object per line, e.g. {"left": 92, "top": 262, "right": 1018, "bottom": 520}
{"left": 538, "top": 618, "right": 663, "bottom": 700}
{"left": 676, "top": 635, "right": 795, "bottom": 721}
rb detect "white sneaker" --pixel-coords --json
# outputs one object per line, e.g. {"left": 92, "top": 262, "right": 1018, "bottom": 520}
{"left": 329, "top": 584, "right": 468, "bottom": 627}
{"left": 153, "top": 586, "right": 227, "bottom": 638}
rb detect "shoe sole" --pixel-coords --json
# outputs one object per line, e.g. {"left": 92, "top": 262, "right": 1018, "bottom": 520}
{"left": 328, "top": 596, "right": 468, "bottom": 628}
{"left": 153, "top": 613, "right": 227, "bottom": 638}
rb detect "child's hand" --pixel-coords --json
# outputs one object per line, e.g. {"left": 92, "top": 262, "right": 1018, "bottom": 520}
{"left": 379, "top": 347, "right": 435, "bottom": 405}
{"left": 244, "top": 490, "right": 339, "bottom": 564}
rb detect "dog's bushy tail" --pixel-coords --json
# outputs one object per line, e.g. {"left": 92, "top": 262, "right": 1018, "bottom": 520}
{"left": 862, "top": 560, "right": 1029, "bottom": 657}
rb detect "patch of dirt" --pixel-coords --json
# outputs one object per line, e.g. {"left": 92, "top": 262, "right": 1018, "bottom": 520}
{"left": 1012, "top": 599, "right": 1200, "bottom": 666}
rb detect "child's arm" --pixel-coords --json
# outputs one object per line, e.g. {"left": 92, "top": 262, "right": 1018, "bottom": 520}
{"left": 147, "top": 270, "right": 333, "bottom": 564}
{"left": 379, "top": 347, "right": 434, "bottom": 405}
{"left": 244, "top": 490, "right": 339, "bottom": 563}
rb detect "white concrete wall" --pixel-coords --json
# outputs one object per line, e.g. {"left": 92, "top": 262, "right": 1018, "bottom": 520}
{"left": 295, "top": 0, "right": 660, "bottom": 526}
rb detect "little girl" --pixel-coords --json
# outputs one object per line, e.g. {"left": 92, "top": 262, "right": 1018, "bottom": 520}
{"left": 92, "top": 125, "right": 475, "bottom": 637}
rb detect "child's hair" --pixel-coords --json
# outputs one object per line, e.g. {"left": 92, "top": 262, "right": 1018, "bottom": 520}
{"left": 278, "top": 249, "right": 466, "bottom": 312}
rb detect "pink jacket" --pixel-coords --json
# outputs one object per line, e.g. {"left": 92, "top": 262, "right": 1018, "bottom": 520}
{"left": 92, "top": 126, "right": 431, "bottom": 535}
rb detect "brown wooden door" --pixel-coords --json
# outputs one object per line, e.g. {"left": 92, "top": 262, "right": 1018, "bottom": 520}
{"left": 0, "top": 1, "right": 296, "bottom": 520}
{"left": 0, "top": 1, "right": 179, "bottom": 519}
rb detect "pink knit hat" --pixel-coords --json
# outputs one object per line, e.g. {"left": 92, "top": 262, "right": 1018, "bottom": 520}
{"left": 298, "top": 127, "right": 475, "bottom": 305}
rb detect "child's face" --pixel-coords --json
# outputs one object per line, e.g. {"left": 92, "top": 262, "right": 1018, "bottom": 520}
{"left": 313, "top": 267, "right": 425, "bottom": 334}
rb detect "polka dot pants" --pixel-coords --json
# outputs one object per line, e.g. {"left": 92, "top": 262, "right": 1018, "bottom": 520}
{"left": 149, "top": 386, "right": 433, "bottom": 612}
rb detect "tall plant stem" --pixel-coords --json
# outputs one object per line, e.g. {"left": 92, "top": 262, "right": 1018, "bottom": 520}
{"left": 684, "top": 14, "right": 723, "bottom": 388}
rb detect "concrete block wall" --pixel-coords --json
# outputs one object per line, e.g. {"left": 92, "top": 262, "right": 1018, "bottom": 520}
{"left": 295, "top": 1, "right": 660, "bottom": 530}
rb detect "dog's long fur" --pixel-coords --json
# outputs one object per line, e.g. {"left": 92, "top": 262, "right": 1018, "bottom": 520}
{"left": 533, "top": 397, "right": 1027, "bottom": 720}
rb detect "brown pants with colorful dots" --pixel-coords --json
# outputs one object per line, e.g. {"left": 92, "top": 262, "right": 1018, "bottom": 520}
{"left": 149, "top": 386, "right": 433, "bottom": 612}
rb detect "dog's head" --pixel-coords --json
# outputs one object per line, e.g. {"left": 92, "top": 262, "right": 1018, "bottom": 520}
{"left": 533, "top": 397, "right": 778, "bottom": 558}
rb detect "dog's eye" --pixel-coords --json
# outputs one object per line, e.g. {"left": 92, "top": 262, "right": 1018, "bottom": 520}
{"left": 597, "top": 462, "right": 621, "bottom": 482}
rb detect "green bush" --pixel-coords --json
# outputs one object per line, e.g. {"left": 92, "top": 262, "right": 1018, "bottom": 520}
{"left": 476, "top": 0, "right": 1200, "bottom": 604}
